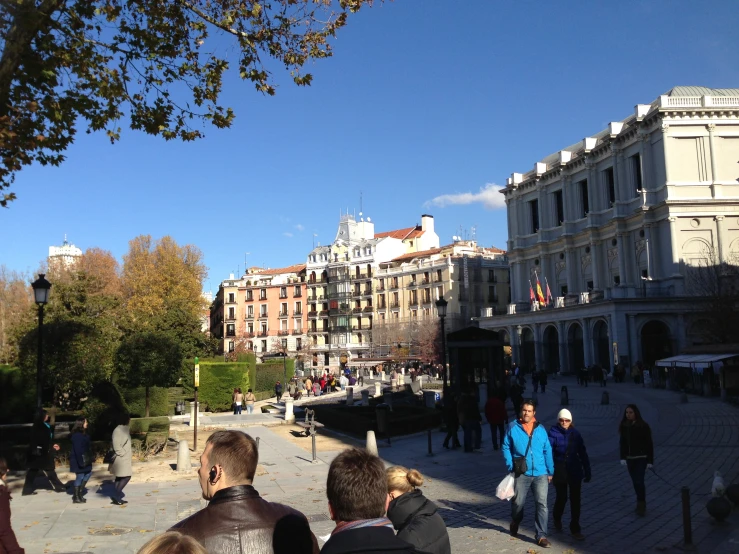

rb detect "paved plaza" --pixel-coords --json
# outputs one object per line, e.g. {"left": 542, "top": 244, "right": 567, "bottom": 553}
{"left": 6, "top": 377, "right": 739, "bottom": 553}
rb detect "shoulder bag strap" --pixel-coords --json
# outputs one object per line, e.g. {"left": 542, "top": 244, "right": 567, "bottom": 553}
{"left": 523, "top": 425, "right": 535, "bottom": 458}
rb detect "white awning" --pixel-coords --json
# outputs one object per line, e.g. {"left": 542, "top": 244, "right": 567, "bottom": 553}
{"left": 655, "top": 353, "right": 737, "bottom": 370}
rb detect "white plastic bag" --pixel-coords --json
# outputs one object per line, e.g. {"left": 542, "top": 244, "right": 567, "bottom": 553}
{"left": 496, "top": 473, "right": 516, "bottom": 501}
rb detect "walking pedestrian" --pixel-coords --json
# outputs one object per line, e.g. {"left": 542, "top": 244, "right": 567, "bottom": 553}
{"left": 109, "top": 412, "right": 132, "bottom": 505}
{"left": 70, "top": 417, "right": 93, "bottom": 504}
{"left": 305, "top": 377, "right": 313, "bottom": 397}
{"left": 539, "top": 370, "right": 548, "bottom": 393}
{"left": 532, "top": 372, "right": 540, "bottom": 393}
{"left": 459, "top": 392, "right": 481, "bottom": 453}
{"left": 244, "top": 389, "right": 256, "bottom": 414}
{"left": 502, "top": 400, "right": 554, "bottom": 548}
{"left": 619, "top": 404, "right": 654, "bottom": 516}
{"left": 386, "top": 466, "right": 451, "bottom": 554}
{"left": 548, "top": 409, "right": 591, "bottom": 540}
{"left": 22, "top": 409, "right": 64, "bottom": 496}
{"left": 275, "top": 380, "right": 283, "bottom": 402}
{"left": 0, "top": 457, "right": 24, "bottom": 554}
{"left": 233, "top": 388, "right": 244, "bottom": 415}
{"left": 484, "top": 394, "right": 508, "bottom": 450}
{"left": 600, "top": 366, "right": 608, "bottom": 387}
{"left": 441, "top": 389, "right": 461, "bottom": 450}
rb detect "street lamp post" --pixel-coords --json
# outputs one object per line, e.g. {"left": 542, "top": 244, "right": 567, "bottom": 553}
{"left": 435, "top": 298, "right": 448, "bottom": 389}
{"left": 516, "top": 324, "right": 523, "bottom": 370}
{"left": 31, "top": 274, "right": 52, "bottom": 411}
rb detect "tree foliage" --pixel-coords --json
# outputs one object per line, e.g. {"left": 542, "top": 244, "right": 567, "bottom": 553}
{"left": 115, "top": 330, "right": 183, "bottom": 417}
{"left": 0, "top": 0, "right": 373, "bottom": 207}
{"left": 0, "top": 265, "right": 32, "bottom": 364}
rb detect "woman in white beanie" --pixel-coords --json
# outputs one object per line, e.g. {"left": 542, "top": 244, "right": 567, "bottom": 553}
{"left": 547, "top": 409, "right": 591, "bottom": 540}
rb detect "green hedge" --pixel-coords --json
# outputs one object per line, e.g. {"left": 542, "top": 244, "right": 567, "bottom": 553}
{"left": 122, "top": 386, "right": 169, "bottom": 418}
{"left": 182, "top": 362, "right": 251, "bottom": 412}
{"left": 254, "top": 360, "right": 295, "bottom": 393}
{"left": 129, "top": 416, "right": 170, "bottom": 434}
{"left": 83, "top": 381, "right": 129, "bottom": 440}
{"left": 0, "top": 366, "right": 35, "bottom": 424}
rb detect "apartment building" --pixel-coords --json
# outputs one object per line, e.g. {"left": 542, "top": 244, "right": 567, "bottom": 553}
{"left": 211, "top": 264, "right": 307, "bottom": 358}
{"left": 478, "top": 86, "right": 739, "bottom": 372}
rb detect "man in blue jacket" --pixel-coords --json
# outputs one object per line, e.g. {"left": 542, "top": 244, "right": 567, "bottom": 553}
{"left": 502, "top": 399, "right": 554, "bottom": 548}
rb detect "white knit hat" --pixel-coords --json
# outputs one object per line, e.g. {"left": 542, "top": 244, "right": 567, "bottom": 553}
{"left": 557, "top": 409, "right": 572, "bottom": 421}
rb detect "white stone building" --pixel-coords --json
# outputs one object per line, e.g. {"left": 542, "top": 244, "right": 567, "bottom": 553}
{"left": 48, "top": 235, "right": 82, "bottom": 270}
{"left": 478, "top": 86, "right": 739, "bottom": 372}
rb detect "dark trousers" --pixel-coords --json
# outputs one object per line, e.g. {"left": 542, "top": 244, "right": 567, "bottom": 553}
{"left": 553, "top": 479, "right": 582, "bottom": 533}
{"left": 627, "top": 458, "right": 648, "bottom": 502}
{"left": 490, "top": 422, "right": 505, "bottom": 449}
{"left": 23, "top": 468, "right": 65, "bottom": 493}
{"left": 114, "top": 476, "right": 131, "bottom": 500}
{"left": 462, "top": 421, "right": 481, "bottom": 451}
{"left": 541, "top": 384, "right": 546, "bottom": 393}
{"left": 443, "top": 425, "right": 461, "bottom": 448}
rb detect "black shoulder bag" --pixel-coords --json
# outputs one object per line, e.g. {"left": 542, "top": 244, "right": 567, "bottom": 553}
{"left": 513, "top": 423, "right": 538, "bottom": 477}
{"left": 552, "top": 433, "right": 573, "bottom": 485}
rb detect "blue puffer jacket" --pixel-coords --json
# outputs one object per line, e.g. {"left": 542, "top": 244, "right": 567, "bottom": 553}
{"left": 502, "top": 420, "right": 554, "bottom": 477}
{"left": 548, "top": 425, "right": 591, "bottom": 481}
{"left": 70, "top": 432, "right": 92, "bottom": 474}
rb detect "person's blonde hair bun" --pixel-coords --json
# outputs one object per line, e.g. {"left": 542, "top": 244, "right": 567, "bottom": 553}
{"left": 406, "top": 469, "right": 424, "bottom": 488}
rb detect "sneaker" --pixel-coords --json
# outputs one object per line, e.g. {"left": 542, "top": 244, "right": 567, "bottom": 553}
{"left": 537, "top": 538, "right": 551, "bottom": 548}
{"left": 572, "top": 532, "right": 585, "bottom": 541}
{"left": 509, "top": 521, "right": 519, "bottom": 537}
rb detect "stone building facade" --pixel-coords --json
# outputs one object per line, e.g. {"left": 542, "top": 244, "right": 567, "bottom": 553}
{"left": 478, "top": 86, "right": 739, "bottom": 373}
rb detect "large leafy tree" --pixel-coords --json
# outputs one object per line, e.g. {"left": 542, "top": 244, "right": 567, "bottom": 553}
{"left": 0, "top": 0, "right": 372, "bottom": 207}
{"left": 0, "top": 265, "right": 32, "bottom": 364}
{"left": 115, "top": 331, "right": 183, "bottom": 417}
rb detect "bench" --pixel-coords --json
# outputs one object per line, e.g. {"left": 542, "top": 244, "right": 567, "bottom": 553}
{"left": 295, "top": 408, "right": 324, "bottom": 436}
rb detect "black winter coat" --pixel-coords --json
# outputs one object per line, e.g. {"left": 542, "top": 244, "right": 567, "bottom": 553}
{"left": 27, "top": 421, "right": 54, "bottom": 471}
{"left": 387, "top": 490, "right": 451, "bottom": 554}
{"left": 619, "top": 421, "right": 654, "bottom": 465}
{"left": 70, "top": 432, "right": 92, "bottom": 474}
{"left": 320, "top": 526, "right": 423, "bottom": 554}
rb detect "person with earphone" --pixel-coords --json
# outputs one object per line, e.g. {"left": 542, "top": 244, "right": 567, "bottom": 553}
{"left": 170, "top": 430, "right": 319, "bottom": 554}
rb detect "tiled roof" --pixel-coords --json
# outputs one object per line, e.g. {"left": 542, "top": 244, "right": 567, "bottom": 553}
{"left": 391, "top": 247, "right": 443, "bottom": 263}
{"left": 259, "top": 263, "right": 306, "bottom": 276}
{"left": 375, "top": 226, "right": 423, "bottom": 241}
{"left": 486, "top": 246, "right": 507, "bottom": 254}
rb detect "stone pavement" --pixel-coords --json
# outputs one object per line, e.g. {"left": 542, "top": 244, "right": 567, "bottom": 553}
{"left": 7, "top": 377, "right": 739, "bottom": 554}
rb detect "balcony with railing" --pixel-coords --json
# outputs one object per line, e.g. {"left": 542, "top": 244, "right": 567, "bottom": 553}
{"left": 389, "top": 281, "right": 399, "bottom": 290}
{"left": 390, "top": 301, "right": 400, "bottom": 309}
{"left": 319, "top": 310, "right": 329, "bottom": 317}
{"left": 352, "top": 307, "right": 363, "bottom": 313}
{"left": 278, "top": 310, "right": 289, "bottom": 318}
{"left": 408, "top": 300, "right": 419, "bottom": 308}
{"left": 363, "top": 306, "right": 374, "bottom": 312}
{"left": 278, "top": 330, "right": 290, "bottom": 336}
{"left": 258, "top": 312, "right": 268, "bottom": 319}
{"left": 293, "top": 291, "right": 302, "bottom": 298}
{"left": 258, "top": 331, "right": 269, "bottom": 337}
{"left": 226, "top": 330, "right": 236, "bottom": 337}
{"left": 307, "top": 310, "right": 318, "bottom": 318}
{"left": 244, "top": 332, "right": 255, "bottom": 338}
{"left": 377, "top": 303, "right": 387, "bottom": 310}
{"left": 292, "top": 329, "right": 303, "bottom": 335}
{"left": 375, "top": 285, "right": 385, "bottom": 292}
{"left": 351, "top": 273, "right": 369, "bottom": 281}
{"left": 245, "top": 313, "right": 255, "bottom": 319}
{"left": 332, "top": 325, "right": 349, "bottom": 333}
{"left": 226, "top": 315, "right": 236, "bottom": 322}
{"left": 293, "top": 310, "right": 302, "bottom": 316}
{"left": 361, "top": 288, "right": 372, "bottom": 296}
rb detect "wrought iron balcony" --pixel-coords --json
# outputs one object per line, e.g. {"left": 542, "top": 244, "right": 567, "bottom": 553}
{"left": 308, "top": 310, "right": 318, "bottom": 318}
{"left": 258, "top": 312, "right": 268, "bottom": 318}
{"left": 292, "top": 329, "right": 303, "bottom": 335}
{"left": 258, "top": 331, "right": 269, "bottom": 337}
{"left": 245, "top": 313, "right": 255, "bottom": 319}
{"left": 363, "top": 306, "right": 374, "bottom": 312}
{"left": 278, "top": 330, "right": 290, "bottom": 336}
{"left": 293, "top": 291, "right": 302, "bottom": 297}
{"left": 390, "top": 301, "right": 400, "bottom": 309}
{"left": 278, "top": 311, "right": 289, "bottom": 317}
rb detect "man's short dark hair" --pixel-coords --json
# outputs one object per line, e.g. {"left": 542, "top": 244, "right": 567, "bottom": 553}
{"left": 327, "top": 448, "right": 387, "bottom": 522}
{"left": 521, "top": 399, "right": 537, "bottom": 411}
{"left": 206, "top": 430, "right": 258, "bottom": 483}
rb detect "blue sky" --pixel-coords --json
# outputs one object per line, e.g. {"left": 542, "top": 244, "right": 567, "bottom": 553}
{"left": 2, "top": 0, "right": 738, "bottom": 292}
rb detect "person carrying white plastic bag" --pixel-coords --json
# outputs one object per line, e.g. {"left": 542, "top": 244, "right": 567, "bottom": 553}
{"left": 496, "top": 473, "right": 515, "bottom": 501}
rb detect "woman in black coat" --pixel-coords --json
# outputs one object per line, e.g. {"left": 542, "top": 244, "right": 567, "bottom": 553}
{"left": 70, "top": 417, "right": 93, "bottom": 504}
{"left": 386, "top": 466, "right": 451, "bottom": 554}
{"left": 619, "top": 404, "right": 654, "bottom": 516}
{"left": 21, "top": 409, "right": 64, "bottom": 496}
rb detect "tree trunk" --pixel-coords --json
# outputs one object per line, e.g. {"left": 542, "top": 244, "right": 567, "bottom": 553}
{"left": 145, "top": 385, "right": 150, "bottom": 418}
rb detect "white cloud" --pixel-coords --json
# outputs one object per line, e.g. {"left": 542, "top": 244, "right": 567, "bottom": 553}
{"left": 295, "top": 224, "right": 305, "bottom": 232}
{"left": 424, "top": 182, "right": 506, "bottom": 210}
{"left": 282, "top": 232, "right": 293, "bottom": 238}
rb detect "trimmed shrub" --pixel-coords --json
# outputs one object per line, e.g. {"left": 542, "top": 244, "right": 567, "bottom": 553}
{"left": 83, "top": 381, "right": 129, "bottom": 440}
{"left": 182, "top": 362, "right": 250, "bottom": 412}
{"left": 122, "top": 386, "right": 169, "bottom": 418}
{"left": 129, "top": 416, "right": 169, "bottom": 434}
{"left": 254, "top": 360, "right": 295, "bottom": 393}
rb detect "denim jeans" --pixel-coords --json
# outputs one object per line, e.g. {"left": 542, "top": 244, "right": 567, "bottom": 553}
{"left": 627, "top": 458, "right": 648, "bottom": 502}
{"left": 74, "top": 471, "right": 92, "bottom": 486}
{"left": 511, "top": 474, "right": 549, "bottom": 540}
{"left": 246, "top": 404, "right": 254, "bottom": 414}
{"left": 234, "top": 403, "right": 242, "bottom": 415}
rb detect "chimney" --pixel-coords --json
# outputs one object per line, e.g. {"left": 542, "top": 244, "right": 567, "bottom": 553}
{"left": 421, "top": 214, "right": 434, "bottom": 234}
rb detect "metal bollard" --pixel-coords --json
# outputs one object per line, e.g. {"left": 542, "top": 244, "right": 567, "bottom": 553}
{"left": 601, "top": 391, "right": 609, "bottom": 405}
{"left": 311, "top": 433, "right": 317, "bottom": 463}
{"left": 427, "top": 429, "right": 433, "bottom": 457}
{"left": 682, "top": 487, "right": 693, "bottom": 547}
{"left": 560, "top": 386, "right": 569, "bottom": 406}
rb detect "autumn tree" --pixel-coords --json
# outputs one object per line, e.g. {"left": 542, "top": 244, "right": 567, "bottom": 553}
{"left": 0, "top": 0, "right": 374, "bottom": 207}
{"left": 0, "top": 266, "right": 32, "bottom": 364}
{"left": 115, "top": 331, "right": 183, "bottom": 417}
{"left": 14, "top": 248, "right": 124, "bottom": 407}
{"left": 121, "top": 235, "right": 208, "bottom": 357}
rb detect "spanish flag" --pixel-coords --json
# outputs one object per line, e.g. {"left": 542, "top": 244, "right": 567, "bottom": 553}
{"left": 536, "top": 275, "right": 546, "bottom": 305}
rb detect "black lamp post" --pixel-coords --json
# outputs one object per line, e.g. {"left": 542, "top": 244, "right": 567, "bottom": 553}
{"left": 31, "top": 274, "right": 52, "bottom": 411}
{"left": 435, "top": 297, "right": 448, "bottom": 389}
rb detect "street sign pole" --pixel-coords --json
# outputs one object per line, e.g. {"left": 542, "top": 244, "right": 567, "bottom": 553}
{"left": 194, "top": 357, "right": 200, "bottom": 450}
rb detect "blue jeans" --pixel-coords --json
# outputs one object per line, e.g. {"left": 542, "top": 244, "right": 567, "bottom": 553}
{"left": 246, "top": 404, "right": 253, "bottom": 414}
{"left": 511, "top": 474, "right": 549, "bottom": 540}
{"left": 74, "top": 471, "right": 92, "bottom": 486}
{"left": 234, "top": 403, "right": 242, "bottom": 415}
{"left": 627, "top": 458, "right": 647, "bottom": 502}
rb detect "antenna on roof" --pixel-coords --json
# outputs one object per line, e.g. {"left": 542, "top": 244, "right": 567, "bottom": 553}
{"left": 360, "top": 190, "right": 363, "bottom": 214}
{"left": 471, "top": 225, "right": 477, "bottom": 241}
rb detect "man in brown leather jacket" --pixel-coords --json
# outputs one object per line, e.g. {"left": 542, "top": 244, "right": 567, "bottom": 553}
{"left": 170, "top": 430, "right": 318, "bottom": 554}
